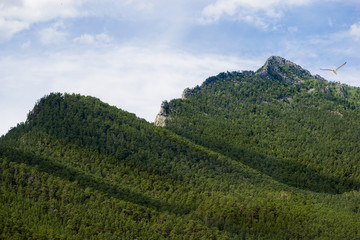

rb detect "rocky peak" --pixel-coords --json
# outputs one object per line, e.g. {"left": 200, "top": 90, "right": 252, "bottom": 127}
{"left": 256, "top": 56, "right": 313, "bottom": 83}
{"left": 182, "top": 86, "right": 201, "bottom": 100}
{"left": 154, "top": 101, "right": 170, "bottom": 127}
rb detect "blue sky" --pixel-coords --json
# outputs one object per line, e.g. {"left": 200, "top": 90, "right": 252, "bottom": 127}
{"left": 1, "top": 0, "right": 360, "bottom": 135}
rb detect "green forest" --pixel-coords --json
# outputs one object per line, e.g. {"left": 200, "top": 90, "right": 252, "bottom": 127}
{"left": 1, "top": 56, "right": 360, "bottom": 239}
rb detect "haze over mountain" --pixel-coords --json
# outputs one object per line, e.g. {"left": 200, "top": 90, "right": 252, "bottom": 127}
{"left": 1, "top": 56, "right": 360, "bottom": 239}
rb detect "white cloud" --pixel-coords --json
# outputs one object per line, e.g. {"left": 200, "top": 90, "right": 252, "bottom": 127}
{"left": 95, "top": 33, "right": 112, "bottom": 43}
{"left": 73, "top": 34, "right": 95, "bottom": 44}
{"left": 0, "top": 19, "right": 29, "bottom": 41}
{"left": 308, "top": 21, "right": 360, "bottom": 55}
{"left": 73, "top": 33, "right": 112, "bottom": 45}
{"left": 0, "top": 0, "right": 86, "bottom": 41}
{"left": 123, "top": 0, "right": 154, "bottom": 11}
{"left": 200, "top": 0, "right": 312, "bottom": 29}
{"left": 0, "top": 45, "right": 261, "bottom": 135}
{"left": 39, "top": 21, "right": 67, "bottom": 44}
{"left": 350, "top": 22, "right": 360, "bottom": 40}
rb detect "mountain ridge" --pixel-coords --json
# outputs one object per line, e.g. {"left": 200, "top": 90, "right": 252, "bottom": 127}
{"left": 156, "top": 56, "right": 331, "bottom": 127}
{"left": 255, "top": 56, "right": 326, "bottom": 83}
{"left": 179, "top": 56, "right": 328, "bottom": 101}
{"left": 156, "top": 56, "right": 360, "bottom": 194}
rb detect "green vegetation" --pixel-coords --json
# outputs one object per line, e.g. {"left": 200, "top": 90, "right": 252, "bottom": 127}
{"left": 1, "top": 57, "right": 360, "bottom": 239}
{"left": 167, "top": 68, "right": 360, "bottom": 194}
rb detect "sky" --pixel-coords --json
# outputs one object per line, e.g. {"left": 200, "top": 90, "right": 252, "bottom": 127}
{"left": 1, "top": 0, "right": 360, "bottom": 136}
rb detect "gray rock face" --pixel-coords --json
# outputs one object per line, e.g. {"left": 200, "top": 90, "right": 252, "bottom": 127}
{"left": 314, "top": 74, "right": 326, "bottom": 81}
{"left": 256, "top": 56, "right": 313, "bottom": 84}
{"left": 336, "top": 84, "right": 347, "bottom": 97}
{"left": 182, "top": 85, "right": 201, "bottom": 100}
{"left": 182, "top": 88, "right": 191, "bottom": 100}
{"left": 154, "top": 101, "right": 170, "bottom": 127}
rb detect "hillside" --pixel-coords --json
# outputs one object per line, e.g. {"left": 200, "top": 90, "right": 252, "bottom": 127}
{"left": 161, "top": 56, "right": 360, "bottom": 194}
{"left": 1, "top": 57, "right": 360, "bottom": 239}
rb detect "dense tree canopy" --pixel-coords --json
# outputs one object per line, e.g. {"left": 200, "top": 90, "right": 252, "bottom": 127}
{"left": 1, "top": 57, "right": 360, "bottom": 239}
{"left": 167, "top": 65, "right": 360, "bottom": 194}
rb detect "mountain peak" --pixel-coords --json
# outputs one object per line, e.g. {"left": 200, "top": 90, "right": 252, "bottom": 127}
{"left": 256, "top": 56, "right": 313, "bottom": 83}
{"left": 264, "top": 56, "right": 297, "bottom": 68}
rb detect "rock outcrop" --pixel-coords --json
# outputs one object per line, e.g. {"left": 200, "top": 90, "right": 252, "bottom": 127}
{"left": 256, "top": 56, "right": 313, "bottom": 84}
{"left": 154, "top": 100, "right": 170, "bottom": 127}
{"left": 182, "top": 86, "right": 201, "bottom": 100}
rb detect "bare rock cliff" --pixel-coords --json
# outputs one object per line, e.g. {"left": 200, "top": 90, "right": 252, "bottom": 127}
{"left": 256, "top": 56, "right": 313, "bottom": 84}
{"left": 154, "top": 101, "right": 170, "bottom": 127}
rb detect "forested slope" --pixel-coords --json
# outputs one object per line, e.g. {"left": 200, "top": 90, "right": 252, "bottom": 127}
{"left": 164, "top": 56, "right": 360, "bottom": 194}
{"left": 1, "top": 57, "right": 360, "bottom": 239}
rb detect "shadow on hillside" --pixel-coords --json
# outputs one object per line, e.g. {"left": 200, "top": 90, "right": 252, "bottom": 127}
{"left": 169, "top": 129, "right": 357, "bottom": 194}
{"left": 213, "top": 142, "right": 358, "bottom": 194}
{"left": 0, "top": 146, "right": 190, "bottom": 215}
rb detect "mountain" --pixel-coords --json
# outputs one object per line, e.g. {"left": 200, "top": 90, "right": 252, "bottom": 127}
{"left": 1, "top": 57, "right": 360, "bottom": 239}
{"left": 160, "top": 56, "right": 360, "bottom": 194}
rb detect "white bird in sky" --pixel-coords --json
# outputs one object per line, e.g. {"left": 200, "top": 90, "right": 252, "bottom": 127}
{"left": 320, "top": 62, "right": 346, "bottom": 75}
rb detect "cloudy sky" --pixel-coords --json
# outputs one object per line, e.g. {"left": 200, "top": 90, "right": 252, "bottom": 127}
{"left": 1, "top": 0, "right": 360, "bottom": 135}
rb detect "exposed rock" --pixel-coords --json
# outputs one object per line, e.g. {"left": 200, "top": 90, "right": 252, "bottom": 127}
{"left": 308, "top": 88, "right": 315, "bottom": 93}
{"left": 331, "top": 111, "right": 344, "bottom": 118}
{"left": 256, "top": 56, "right": 313, "bottom": 84}
{"left": 182, "top": 88, "right": 190, "bottom": 100}
{"left": 314, "top": 74, "right": 326, "bottom": 81}
{"left": 28, "top": 176, "right": 34, "bottom": 183}
{"left": 280, "top": 192, "right": 291, "bottom": 200}
{"left": 154, "top": 101, "right": 171, "bottom": 127}
{"left": 336, "top": 84, "right": 347, "bottom": 97}
{"left": 182, "top": 85, "right": 201, "bottom": 100}
{"left": 26, "top": 109, "right": 36, "bottom": 124}
{"left": 241, "top": 70, "right": 255, "bottom": 76}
